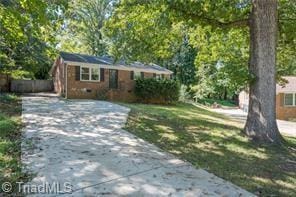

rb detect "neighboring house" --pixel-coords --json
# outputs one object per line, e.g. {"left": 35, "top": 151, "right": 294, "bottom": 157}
{"left": 50, "top": 52, "right": 173, "bottom": 101}
{"left": 239, "top": 76, "right": 296, "bottom": 120}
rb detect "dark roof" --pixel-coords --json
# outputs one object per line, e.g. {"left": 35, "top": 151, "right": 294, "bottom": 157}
{"left": 60, "top": 52, "right": 116, "bottom": 65}
{"left": 59, "top": 52, "right": 172, "bottom": 74}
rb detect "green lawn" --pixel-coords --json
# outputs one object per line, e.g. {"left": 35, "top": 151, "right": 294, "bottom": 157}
{"left": 122, "top": 102, "right": 296, "bottom": 196}
{"left": 0, "top": 94, "right": 29, "bottom": 194}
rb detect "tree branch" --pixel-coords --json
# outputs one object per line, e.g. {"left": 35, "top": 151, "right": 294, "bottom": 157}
{"left": 124, "top": 1, "right": 250, "bottom": 28}
{"left": 168, "top": 4, "right": 250, "bottom": 28}
{"left": 195, "top": 15, "right": 249, "bottom": 28}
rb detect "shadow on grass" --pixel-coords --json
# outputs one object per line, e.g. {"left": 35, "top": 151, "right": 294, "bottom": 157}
{"left": 123, "top": 102, "right": 296, "bottom": 196}
{"left": 0, "top": 93, "right": 31, "bottom": 194}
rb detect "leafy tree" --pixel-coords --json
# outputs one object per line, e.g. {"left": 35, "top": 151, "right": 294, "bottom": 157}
{"left": 194, "top": 61, "right": 248, "bottom": 100}
{"left": 106, "top": 0, "right": 296, "bottom": 143}
{"left": 106, "top": 9, "right": 197, "bottom": 86}
{"left": 0, "top": 0, "right": 67, "bottom": 79}
{"left": 190, "top": 26, "right": 249, "bottom": 100}
{"left": 193, "top": 64, "right": 217, "bottom": 99}
{"left": 104, "top": 3, "right": 183, "bottom": 62}
{"left": 59, "top": 0, "right": 114, "bottom": 56}
{"left": 169, "top": 38, "right": 197, "bottom": 87}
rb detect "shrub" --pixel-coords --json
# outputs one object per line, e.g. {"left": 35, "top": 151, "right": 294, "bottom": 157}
{"left": 179, "top": 85, "right": 196, "bottom": 102}
{"left": 0, "top": 93, "right": 18, "bottom": 103}
{"left": 135, "top": 78, "right": 180, "bottom": 104}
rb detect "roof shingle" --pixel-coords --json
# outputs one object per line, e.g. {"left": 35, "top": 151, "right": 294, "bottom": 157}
{"left": 59, "top": 52, "right": 172, "bottom": 74}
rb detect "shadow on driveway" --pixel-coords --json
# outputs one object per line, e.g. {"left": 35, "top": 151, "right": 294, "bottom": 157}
{"left": 21, "top": 96, "right": 253, "bottom": 196}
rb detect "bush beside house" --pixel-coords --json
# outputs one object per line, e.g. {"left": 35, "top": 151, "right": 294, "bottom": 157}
{"left": 135, "top": 78, "right": 180, "bottom": 104}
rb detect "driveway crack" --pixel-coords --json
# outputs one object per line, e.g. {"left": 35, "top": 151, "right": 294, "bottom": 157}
{"left": 59, "top": 165, "right": 164, "bottom": 195}
{"left": 59, "top": 164, "right": 190, "bottom": 195}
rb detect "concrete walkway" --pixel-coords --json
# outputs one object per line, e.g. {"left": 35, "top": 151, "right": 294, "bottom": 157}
{"left": 211, "top": 108, "right": 296, "bottom": 137}
{"left": 22, "top": 96, "right": 253, "bottom": 196}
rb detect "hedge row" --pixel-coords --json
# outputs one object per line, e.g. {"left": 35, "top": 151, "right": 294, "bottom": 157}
{"left": 135, "top": 78, "right": 180, "bottom": 104}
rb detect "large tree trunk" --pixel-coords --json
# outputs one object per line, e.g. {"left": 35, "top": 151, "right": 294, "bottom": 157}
{"left": 244, "top": 0, "right": 283, "bottom": 143}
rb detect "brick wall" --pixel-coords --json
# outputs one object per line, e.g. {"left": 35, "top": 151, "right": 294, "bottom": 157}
{"left": 276, "top": 93, "right": 296, "bottom": 120}
{"left": 238, "top": 92, "right": 296, "bottom": 120}
{"left": 107, "top": 69, "right": 137, "bottom": 102}
{"left": 66, "top": 65, "right": 139, "bottom": 101}
{"left": 54, "top": 64, "right": 171, "bottom": 102}
{"left": 66, "top": 65, "right": 109, "bottom": 99}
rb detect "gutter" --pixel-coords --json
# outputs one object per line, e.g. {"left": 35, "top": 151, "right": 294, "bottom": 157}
{"left": 63, "top": 61, "right": 174, "bottom": 75}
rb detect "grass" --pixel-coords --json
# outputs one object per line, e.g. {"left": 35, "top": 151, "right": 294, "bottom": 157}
{"left": 0, "top": 93, "right": 29, "bottom": 194}
{"left": 197, "top": 98, "right": 236, "bottom": 107}
{"left": 122, "top": 102, "right": 296, "bottom": 196}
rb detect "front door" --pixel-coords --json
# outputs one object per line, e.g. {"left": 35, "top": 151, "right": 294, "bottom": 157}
{"left": 109, "top": 69, "right": 118, "bottom": 89}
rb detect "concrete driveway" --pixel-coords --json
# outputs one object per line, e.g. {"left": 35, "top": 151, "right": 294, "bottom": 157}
{"left": 22, "top": 96, "right": 253, "bottom": 196}
{"left": 211, "top": 108, "right": 296, "bottom": 137}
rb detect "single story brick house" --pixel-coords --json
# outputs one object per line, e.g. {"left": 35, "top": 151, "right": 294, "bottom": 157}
{"left": 50, "top": 52, "right": 173, "bottom": 101}
{"left": 239, "top": 76, "right": 296, "bottom": 120}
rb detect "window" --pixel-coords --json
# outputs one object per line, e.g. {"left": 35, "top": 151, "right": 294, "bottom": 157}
{"left": 81, "top": 67, "right": 90, "bottom": 80}
{"left": 134, "top": 71, "right": 141, "bottom": 79}
{"left": 80, "top": 66, "right": 100, "bottom": 81}
{"left": 155, "top": 74, "right": 162, "bottom": 80}
{"left": 91, "top": 68, "right": 99, "bottom": 80}
{"left": 284, "top": 93, "right": 295, "bottom": 106}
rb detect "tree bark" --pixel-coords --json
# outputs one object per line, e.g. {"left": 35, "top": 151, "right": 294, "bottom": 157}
{"left": 223, "top": 87, "right": 227, "bottom": 100}
{"left": 244, "top": 0, "right": 283, "bottom": 143}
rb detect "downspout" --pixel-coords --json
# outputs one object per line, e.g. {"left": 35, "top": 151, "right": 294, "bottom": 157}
{"left": 65, "top": 63, "right": 68, "bottom": 99}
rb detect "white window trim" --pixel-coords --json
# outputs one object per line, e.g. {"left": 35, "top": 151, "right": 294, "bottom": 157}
{"left": 80, "top": 66, "right": 100, "bottom": 82}
{"left": 284, "top": 93, "right": 296, "bottom": 107}
{"left": 134, "top": 71, "right": 141, "bottom": 80}
{"left": 155, "top": 74, "right": 162, "bottom": 80}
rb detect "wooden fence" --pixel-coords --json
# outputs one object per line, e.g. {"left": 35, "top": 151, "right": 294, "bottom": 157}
{"left": 11, "top": 80, "right": 53, "bottom": 93}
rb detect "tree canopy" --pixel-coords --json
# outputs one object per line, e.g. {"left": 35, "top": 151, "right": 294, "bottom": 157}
{"left": 102, "top": 0, "right": 296, "bottom": 100}
{"left": 58, "top": 0, "right": 114, "bottom": 56}
{"left": 0, "top": 0, "right": 68, "bottom": 79}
